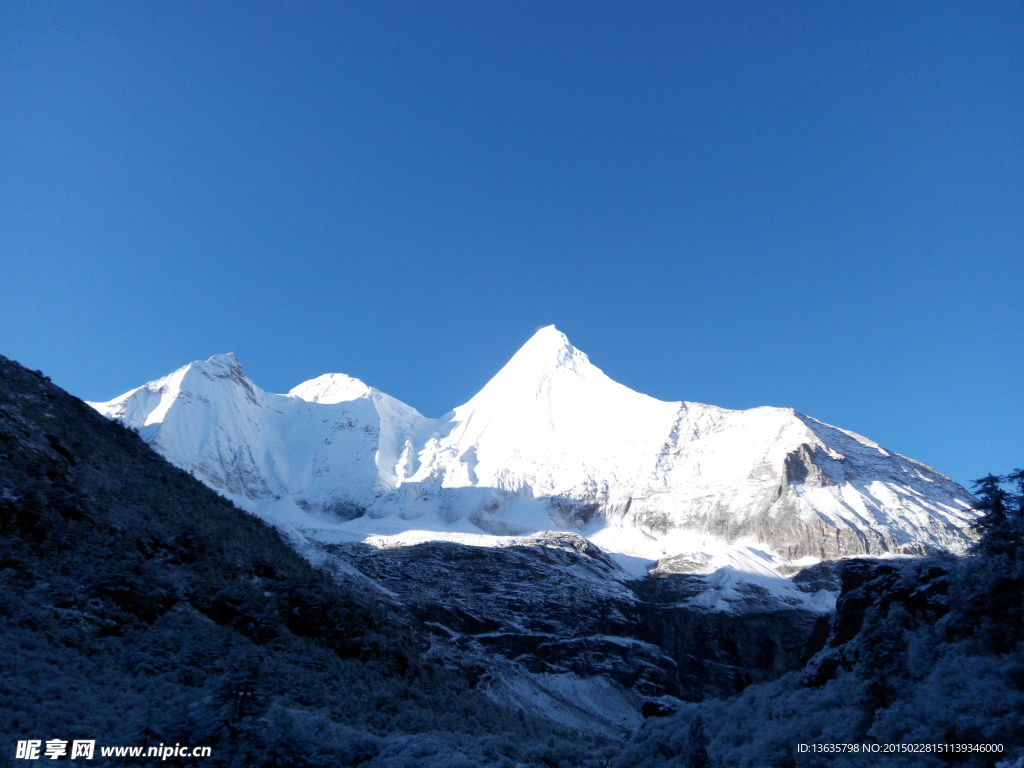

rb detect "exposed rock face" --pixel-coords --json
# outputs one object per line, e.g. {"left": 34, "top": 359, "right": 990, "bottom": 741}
{"left": 333, "top": 535, "right": 671, "bottom": 690}
{"left": 327, "top": 533, "right": 838, "bottom": 730}
{"left": 803, "top": 556, "right": 958, "bottom": 689}
{"left": 632, "top": 565, "right": 836, "bottom": 700}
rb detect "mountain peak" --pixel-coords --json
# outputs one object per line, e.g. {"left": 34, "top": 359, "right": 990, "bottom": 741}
{"left": 453, "top": 325, "right": 617, "bottom": 421}
{"left": 177, "top": 353, "right": 251, "bottom": 390}
{"left": 523, "top": 324, "right": 572, "bottom": 349}
{"left": 288, "top": 373, "right": 370, "bottom": 404}
{"left": 528, "top": 324, "right": 571, "bottom": 345}
{"left": 506, "top": 325, "right": 584, "bottom": 372}
{"left": 191, "top": 352, "right": 243, "bottom": 374}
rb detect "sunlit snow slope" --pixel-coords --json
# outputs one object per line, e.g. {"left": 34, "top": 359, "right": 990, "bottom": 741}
{"left": 89, "top": 327, "right": 978, "bottom": 570}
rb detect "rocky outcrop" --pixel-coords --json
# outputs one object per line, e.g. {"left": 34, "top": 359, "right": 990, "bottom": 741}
{"left": 802, "top": 556, "right": 958, "bottom": 689}
{"left": 328, "top": 534, "right": 839, "bottom": 726}
{"left": 632, "top": 565, "right": 836, "bottom": 700}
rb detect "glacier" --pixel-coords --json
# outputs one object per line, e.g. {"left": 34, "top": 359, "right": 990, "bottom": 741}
{"left": 89, "top": 326, "right": 979, "bottom": 575}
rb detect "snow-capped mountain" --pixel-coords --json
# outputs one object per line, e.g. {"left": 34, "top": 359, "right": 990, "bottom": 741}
{"left": 89, "top": 326, "right": 978, "bottom": 571}
{"left": 92, "top": 352, "right": 429, "bottom": 520}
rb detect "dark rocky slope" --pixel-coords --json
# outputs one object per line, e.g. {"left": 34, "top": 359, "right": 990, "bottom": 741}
{"left": 0, "top": 355, "right": 616, "bottom": 767}
{"left": 615, "top": 551, "right": 1024, "bottom": 767}
{"left": 332, "top": 535, "right": 836, "bottom": 727}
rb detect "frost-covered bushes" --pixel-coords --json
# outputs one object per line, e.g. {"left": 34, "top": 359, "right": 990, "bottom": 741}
{"left": 615, "top": 672, "right": 870, "bottom": 768}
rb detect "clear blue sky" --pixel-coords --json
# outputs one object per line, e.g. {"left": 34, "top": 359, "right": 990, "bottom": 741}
{"left": 1, "top": 2, "right": 1021, "bottom": 488}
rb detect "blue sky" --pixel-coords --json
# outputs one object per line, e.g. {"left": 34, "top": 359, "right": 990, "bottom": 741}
{"left": 1, "top": 1, "right": 1021, "bottom": 488}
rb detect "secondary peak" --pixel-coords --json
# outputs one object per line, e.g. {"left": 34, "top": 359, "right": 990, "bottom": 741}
{"left": 186, "top": 352, "right": 245, "bottom": 379}
{"left": 289, "top": 373, "right": 370, "bottom": 404}
{"left": 205, "top": 352, "right": 241, "bottom": 368}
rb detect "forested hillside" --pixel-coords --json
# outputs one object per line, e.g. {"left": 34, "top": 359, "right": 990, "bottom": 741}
{"left": 0, "top": 355, "right": 614, "bottom": 767}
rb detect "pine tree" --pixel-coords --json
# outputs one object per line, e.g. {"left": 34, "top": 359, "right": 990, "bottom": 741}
{"left": 965, "top": 469, "right": 1024, "bottom": 652}
{"left": 970, "top": 473, "right": 1018, "bottom": 557}
{"left": 1007, "top": 468, "right": 1024, "bottom": 511}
